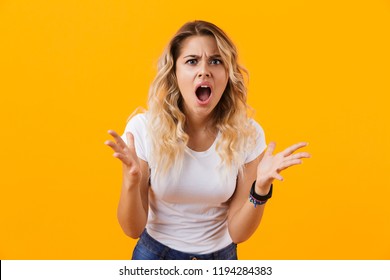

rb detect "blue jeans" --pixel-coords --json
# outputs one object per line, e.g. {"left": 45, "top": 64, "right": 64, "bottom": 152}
{"left": 132, "top": 230, "right": 238, "bottom": 260}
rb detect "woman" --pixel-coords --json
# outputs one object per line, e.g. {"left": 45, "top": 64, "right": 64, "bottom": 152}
{"left": 105, "top": 20, "right": 310, "bottom": 260}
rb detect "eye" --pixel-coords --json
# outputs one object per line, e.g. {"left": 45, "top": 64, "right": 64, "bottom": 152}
{"left": 186, "top": 59, "right": 197, "bottom": 65}
{"left": 210, "top": 59, "right": 222, "bottom": 65}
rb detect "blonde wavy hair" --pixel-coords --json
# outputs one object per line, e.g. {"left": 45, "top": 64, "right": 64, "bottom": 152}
{"left": 143, "top": 20, "right": 257, "bottom": 179}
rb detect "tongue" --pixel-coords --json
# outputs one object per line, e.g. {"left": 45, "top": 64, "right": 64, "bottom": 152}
{"left": 196, "top": 87, "right": 211, "bottom": 101}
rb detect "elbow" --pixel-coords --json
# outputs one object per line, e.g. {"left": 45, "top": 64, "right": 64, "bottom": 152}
{"left": 123, "top": 228, "right": 142, "bottom": 239}
{"left": 119, "top": 223, "right": 143, "bottom": 239}
{"left": 231, "top": 236, "right": 249, "bottom": 244}
{"left": 228, "top": 226, "right": 252, "bottom": 244}
{"left": 117, "top": 217, "right": 144, "bottom": 239}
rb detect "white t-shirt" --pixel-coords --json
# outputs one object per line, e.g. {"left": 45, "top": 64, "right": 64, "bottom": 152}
{"left": 122, "top": 113, "right": 266, "bottom": 254}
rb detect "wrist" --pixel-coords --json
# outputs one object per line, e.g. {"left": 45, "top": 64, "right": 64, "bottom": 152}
{"left": 254, "top": 179, "right": 273, "bottom": 195}
{"left": 122, "top": 173, "right": 142, "bottom": 190}
{"left": 122, "top": 166, "right": 141, "bottom": 184}
{"left": 249, "top": 180, "right": 273, "bottom": 208}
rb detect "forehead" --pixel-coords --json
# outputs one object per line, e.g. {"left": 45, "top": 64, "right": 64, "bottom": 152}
{"left": 178, "top": 35, "right": 220, "bottom": 57}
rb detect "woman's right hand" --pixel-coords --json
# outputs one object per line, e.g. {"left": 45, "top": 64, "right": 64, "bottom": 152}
{"left": 105, "top": 130, "right": 141, "bottom": 186}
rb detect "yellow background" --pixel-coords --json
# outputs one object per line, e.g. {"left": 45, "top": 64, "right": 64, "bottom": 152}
{"left": 1, "top": 0, "right": 389, "bottom": 259}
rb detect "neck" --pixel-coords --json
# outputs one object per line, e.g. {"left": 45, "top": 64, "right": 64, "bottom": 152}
{"left": 184, "top": 114, "right": 215, "bottom": 135}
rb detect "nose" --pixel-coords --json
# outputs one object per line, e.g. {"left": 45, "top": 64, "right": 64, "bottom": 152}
{"left": 198, "top": 61, "right": 210, "bottom": 78}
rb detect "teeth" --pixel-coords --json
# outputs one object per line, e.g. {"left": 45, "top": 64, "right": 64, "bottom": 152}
{"left": 200, "top": 85, "right": 209, "bottom": 88}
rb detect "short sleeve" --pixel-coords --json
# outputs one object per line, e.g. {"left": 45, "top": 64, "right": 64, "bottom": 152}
{"left": 121, "top": 113, "right": 149, "bottom": 162}
{"left": 245, "top": 119, "right": 267, "bottom": 163}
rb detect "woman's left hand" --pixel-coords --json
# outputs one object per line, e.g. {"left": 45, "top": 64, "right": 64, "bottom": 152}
{"left": 255, "top": 142, "right": 311, "bottom": 194}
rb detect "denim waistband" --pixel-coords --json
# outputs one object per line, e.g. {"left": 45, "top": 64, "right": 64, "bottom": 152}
{"left": 132, "top": 230, "right": 237, "bottom": 260}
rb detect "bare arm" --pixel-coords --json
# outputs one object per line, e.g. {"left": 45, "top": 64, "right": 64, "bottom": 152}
{"left": 227, "top": 154, "right": 264, "bottom": 244}
{"left": 105, "top": 130, "right": 149, "bottom": 239}
{"left": 228, "top": 142, "right": 310, "bottom": 243}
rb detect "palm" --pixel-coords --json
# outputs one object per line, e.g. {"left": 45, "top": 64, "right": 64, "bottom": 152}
{"left": 105, "top": 130, "right": 141, "bottom": 182}
{"left": 257, "top": 142, "right": 310, "bottom": 183}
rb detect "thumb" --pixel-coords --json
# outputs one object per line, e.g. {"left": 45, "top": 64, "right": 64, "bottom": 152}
{"left": 126, "top": 132, "right": 136, "bottom": 151}
{"left": 265, "top": 141, "right": 276, "bottom": 156}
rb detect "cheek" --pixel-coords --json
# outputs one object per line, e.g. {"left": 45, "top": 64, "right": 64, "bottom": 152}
{"left": 175, "top": 71, "right": 185, "bottom": 90}
{"left": 216, "top": 73, "right": 229, "bottom": 92}
{"left": 176, "top": 77, "right": 193, "bottom": 97}
{"left": 176, "top": 68, "right": 192, "bottom": 83}
{"left": 177, "top": 77, "right": 189, "bottom": 91}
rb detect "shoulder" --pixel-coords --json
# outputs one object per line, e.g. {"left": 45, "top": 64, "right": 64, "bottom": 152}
{"left": 128, "top": 112, "right": 148, "bottom": 125}
{"left": 249, "top": 118, "right": 265, "bottom": 138}
{"left": 245, "top": 118, "right": 267, "bottom": 163}
{"left": 122, "top": 112, "right": 150, "bottom": 161}
{"left": 122, "top": 112, "right": 149, "bottom": 143}
{"left": 124, "top": 112, "right": 148, "bottom": 132}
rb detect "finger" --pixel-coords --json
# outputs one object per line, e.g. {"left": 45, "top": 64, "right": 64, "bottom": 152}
{"left": 128, "top": 165, "right": 141, "bottom": 175}
{"left": 288, "top": 152, "right": 311, "bottom": 160}
{"left": 126, "top": 132, "right": 140, "bottom": 162}
{"left": 113, "top": 152, "right": 132, "bottom": 166}
{"left": 104, "top": 140, "right": 123, "bottom": 154}
{"left": 277, "top": 159, "right": 302, "bottom": 172}
{"left": 126, "top": 132, "right": 136, "bottom": 151}
{"left": 273, "top": 173, "right": 284, "bottom": 181}
{"left": 281, "top": 142, "right": 308, "bottom": 157}
{"left": 265, "top": 141, "right": 276, "bottom": 156}
{"left": 107, "top": 130, "right": 127, "bottom": 149}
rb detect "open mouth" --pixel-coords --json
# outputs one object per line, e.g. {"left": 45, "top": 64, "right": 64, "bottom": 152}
{"left": 195, "top": 85, "right": 211, "bottom": 102}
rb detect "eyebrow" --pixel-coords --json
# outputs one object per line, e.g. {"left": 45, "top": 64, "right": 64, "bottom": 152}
{"left": 182, "top": 54, "right": 222, "bottom": 59}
